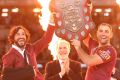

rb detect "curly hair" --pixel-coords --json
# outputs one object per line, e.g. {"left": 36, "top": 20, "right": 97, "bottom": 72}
{"left": 8, "top": 25, "right": 30, "bottom": 44}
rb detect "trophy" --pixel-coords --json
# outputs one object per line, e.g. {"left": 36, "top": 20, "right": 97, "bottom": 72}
{"left": 50, "top": 0, "right": 95, "bottom": 40}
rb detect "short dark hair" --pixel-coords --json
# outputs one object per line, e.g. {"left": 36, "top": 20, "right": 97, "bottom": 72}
{"left": 98, "top": 23, "right": 113, "bottom": 31}
{"left": 8, "top": 25, "right": 30, "bottom": 44}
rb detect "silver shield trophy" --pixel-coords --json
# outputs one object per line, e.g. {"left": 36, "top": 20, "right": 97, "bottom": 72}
{"left": 50, "top": 0, "right": 95, "bottom": 41}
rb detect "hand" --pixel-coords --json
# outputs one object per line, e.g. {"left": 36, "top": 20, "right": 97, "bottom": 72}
{"left": 64, "top": 59, "right": 70, "bottom": 74}
{"left": 71, "top": 39, "right": 81, "bottom": 50}
{"left": 59, "top": 62, "right": 66, "bottom": 77}
{"left": 49, "top": 13, "right": 55, "bottom": 24}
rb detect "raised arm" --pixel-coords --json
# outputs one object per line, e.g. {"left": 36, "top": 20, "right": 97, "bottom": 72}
{"left": 32, "top": 14, "right": 56, "bottom": 56}
{"left": 71, "top": 39, "right": 103, "bottom": 66}
{"left": 32, "top": 24, "right": 55, "bottom": 56}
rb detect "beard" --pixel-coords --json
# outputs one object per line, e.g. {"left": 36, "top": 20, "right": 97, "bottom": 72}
{"left": 99, "top": 39, "right": 109, "bottom": 46}
{"left": 100, "top": 42, "right": 108, "bottom": 46}
{"left": 14, "top": 38, "right": 26, "bottom": 48}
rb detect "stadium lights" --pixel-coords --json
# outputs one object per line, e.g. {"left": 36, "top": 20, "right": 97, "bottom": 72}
{"left": 33, "top": 8, "right": 41, "bottom": 13}
{"left": 1, "top": 13, "right": 8, "bottom": 17}
{"left": 95, "top": 8, "right": 102, "bottom": 12}
{"left": 11, "top": 8, "right": 19, "bottom": 13}
{"left": 93, "top": 12, "right": 98, "bottom": 16}
{"left": 104, "top": 12, "right": 109, "bottom": 16}
{"left": 105, "top": 8, "right": 112, "bottom": 13}
{"left": 118, "top": 26, "right": 120, "bottom": 30}
{"left": 2, "top": 8, "right": 9, "bottom": 13}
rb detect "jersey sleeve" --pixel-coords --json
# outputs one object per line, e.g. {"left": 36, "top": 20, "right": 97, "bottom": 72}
{"left": 97, "top": 46, "right": 117, "bottom": 63}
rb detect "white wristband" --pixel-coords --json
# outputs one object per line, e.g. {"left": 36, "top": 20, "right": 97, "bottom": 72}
{"left": 49, "top": 23, "right": 55, "bottom": 26}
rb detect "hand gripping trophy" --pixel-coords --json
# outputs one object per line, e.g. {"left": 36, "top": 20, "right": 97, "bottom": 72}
{"left": 49, "top": 0, "right": 95, "bottom": 41}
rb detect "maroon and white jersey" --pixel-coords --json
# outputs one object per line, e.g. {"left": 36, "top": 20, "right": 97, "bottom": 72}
{"left": 85, "top": 38, "right": 117, "bottom": 80}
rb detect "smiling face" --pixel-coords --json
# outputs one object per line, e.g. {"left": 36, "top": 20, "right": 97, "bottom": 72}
{"left": 56, "top": 39, "right": 70, "bottom": 61}
{"left": 14, "top": 29, "right": 27, "bottom": 48}
{"left": 97, "top": 23, "right": 113, "bottom": 46}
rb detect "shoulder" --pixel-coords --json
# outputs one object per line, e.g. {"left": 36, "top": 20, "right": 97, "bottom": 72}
{"left": 108, "top": 46, "right": 117, "bottom": 58}
{"left": 2, "top": 48, "right": 16, "bottom": 59}
{"left": 46, "top": 60, "right": 58, "bottom": 67}
{"left": 26, "top": 43, "right": 32, "bottom": 49}
{"left": 45, "top": 60, "right": 59, "bottom": 71}
{"left": 106, "top": 46, "right": 117, "bottom": 55}
{"left": 69, "top": 60, "right": 82, "bottom": 71}
{"left": 97, "top": 46, "right": 117, "bottom": 61}
{"left": 2, "top": 48, "right": 17, "bottom": 65}
{"left": 108, "top": 46, "right": 117, "bottom": 51}
{"left": 70, "top": 59, "right": 81, "bottom": 66}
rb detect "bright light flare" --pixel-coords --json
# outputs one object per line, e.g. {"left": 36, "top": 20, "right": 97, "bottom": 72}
{"left": 38, "top": 0, "right": 59, "bottom": 60}
{"left": 38, "top": 0, "right": 51, "bottom": 31}
{"left": 48, "top": 34, "right": 59, "bottom": 60}
{"left": 116, "top": 0, "right": 120, "bottom": 5}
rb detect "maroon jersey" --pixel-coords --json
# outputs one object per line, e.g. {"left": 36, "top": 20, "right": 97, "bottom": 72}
{"left": 85, "top": 38, "right": 117, "bottom": 80}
